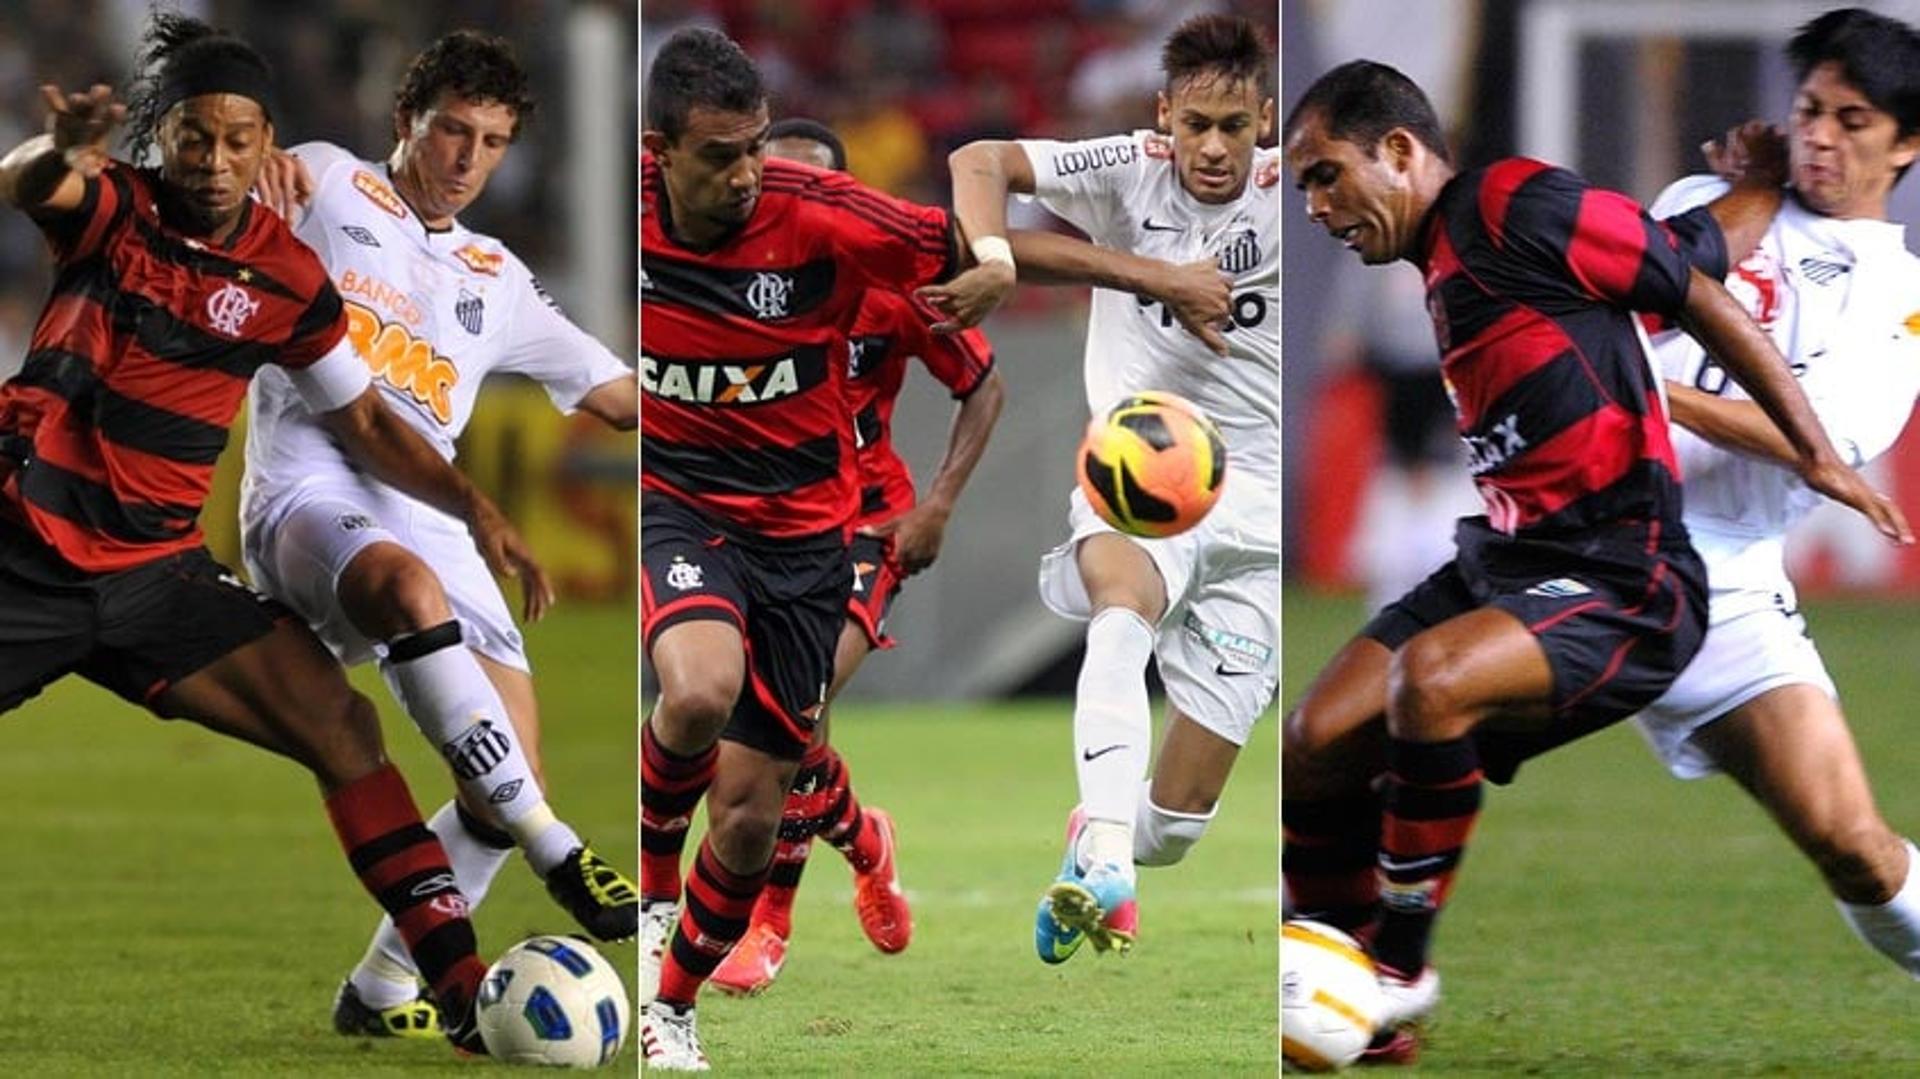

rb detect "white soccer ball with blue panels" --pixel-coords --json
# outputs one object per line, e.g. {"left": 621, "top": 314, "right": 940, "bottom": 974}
{"left": 477, "top": 935, "right": 630, "bottom": 1067}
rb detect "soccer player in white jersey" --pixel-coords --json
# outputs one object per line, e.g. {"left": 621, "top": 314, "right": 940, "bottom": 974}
{"left": 240, "top": 31, "right": 640, "bottom": 1035}
{"left": 931, "top": 13, "right": 1278, "bottom": 960}
{"left": 1636, "top": 8, "right": 1920, "bottom": 983}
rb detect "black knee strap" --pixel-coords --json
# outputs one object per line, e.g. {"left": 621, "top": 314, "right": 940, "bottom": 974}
{"left": 387, "top": 620, "right": 464, "bottom": 662}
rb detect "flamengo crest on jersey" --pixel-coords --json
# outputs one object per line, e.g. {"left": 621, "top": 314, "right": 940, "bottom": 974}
{"left": 1648, "top": 175, "right": 1920, "bottom": 566}
{"left": 1015, "top": 130, "right": 1278, "bottom": 490}
{"left": 242, "top": 141, "right": 628, "bottom": 526}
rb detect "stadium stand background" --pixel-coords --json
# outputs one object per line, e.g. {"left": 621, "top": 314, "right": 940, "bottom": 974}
{"left": 0, "top": 0, "right": 637, "bottom": 603}
{"left": 1286, "top": 0, "right": 1920, "bottom": 606}
{"left": 642, "top": 0, "right": 1277, "bottom": 699}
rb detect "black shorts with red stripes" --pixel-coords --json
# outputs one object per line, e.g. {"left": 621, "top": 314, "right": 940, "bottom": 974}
{"left": 642, "top": 493, "right": 850, "bottom": 760}
{"left": 1362, "top": 515, "right": 1706, "bottom": 784}
{"left": 845, "top": 531, "right": 903, "bottom": 650}
{"left": 0, "top": 521, "right": 290, "bottom": 714}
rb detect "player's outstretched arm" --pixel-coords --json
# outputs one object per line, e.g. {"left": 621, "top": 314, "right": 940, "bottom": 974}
{"left": 1665, "top": 383, "right": 1798, "bottom": 464}
{"left": 917, "top": 140, "right": 1028, "bottom": 331}
{"left": 319, "top": 387, "right": 559, "bottom": 615}
{"left": 1008, "top": 229, "right": 1230, "bottom": 356}
{"left": 1700, "top": 120, "right": 1787, "bottom": 264}
{"left": 1680, "top": 267, "right": 1913, "bottom": 543}
{"left": 0, "top": 84, "right": 122, "bottom": 212}
{"left": 861, "top": 367, "right": 1006, "bottom": 575}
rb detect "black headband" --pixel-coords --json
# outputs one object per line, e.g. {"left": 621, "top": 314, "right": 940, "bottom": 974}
{"left": 154, "top": 52, "right": 277, "bottom": 123}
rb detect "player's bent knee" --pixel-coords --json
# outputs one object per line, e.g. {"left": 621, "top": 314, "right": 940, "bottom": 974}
{"left": 1386, "top": 637, "right": 1473, "bottom": 738}
{"left": 298, "top": 689, "right": 388, "bottom": 788}
{"left": 1133, "top": 797, "right": 1214, "bottom": 867}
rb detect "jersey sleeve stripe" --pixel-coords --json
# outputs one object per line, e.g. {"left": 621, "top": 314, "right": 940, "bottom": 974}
{"left": 283, "top": 286, "right": 347, "bottom": 367}
{"left": 1564, "top": 188, "right": 1652, "bottom": 305}
{"left": 1478, "top": 158, "right": 1551, "bottom": 251}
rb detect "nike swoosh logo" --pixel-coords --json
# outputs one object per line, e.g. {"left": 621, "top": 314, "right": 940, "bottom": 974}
{"left": 1215, "top": 664, "right": 1257, "bottom": 677}
{"left": 1082, "top": 744, "right": 1128, "bottom": 761}
{"left": 1142, "top": 217, "right": 1183, "bottom": 232}
{"left": 1380, "top": 854, "right": 1447, "bottom": 873}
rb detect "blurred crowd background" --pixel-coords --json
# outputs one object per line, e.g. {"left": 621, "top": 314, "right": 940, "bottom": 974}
{"left": 1284, "top": 0, "right": 1920, "bottom": 609}
{"left": 0, "top": 0, "right": 637, "bottom": 602}
{"left": 642, "top": 1, "right": 1278, "bottom": 699}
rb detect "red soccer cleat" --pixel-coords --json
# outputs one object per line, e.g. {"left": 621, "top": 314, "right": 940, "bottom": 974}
{"left": 708, "top": 921, "right": 789, "bottom": 997}
{"left": 851, "top": 808, "right": 912, "bottom": 953}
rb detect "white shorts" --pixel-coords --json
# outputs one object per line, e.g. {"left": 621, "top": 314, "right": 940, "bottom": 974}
{"left": 241, "top": 481, "right": 528, "bottom": 671}
{"left": 1037, "top": 486, "right": 1278, "bottom": 746}
{"left": 1633, "top": 588, "right": 1833, "bottom": 779}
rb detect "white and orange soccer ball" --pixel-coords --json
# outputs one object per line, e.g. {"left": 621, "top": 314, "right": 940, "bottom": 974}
{"left": 1075, "top": 390, "right": 1227, "bottom": 538}
{"left": 1282, "top": 919, "right": 1384, "bottom": 1072}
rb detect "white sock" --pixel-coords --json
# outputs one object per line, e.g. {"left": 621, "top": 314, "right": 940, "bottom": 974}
{"left": 1072, "top": 607, "right": 1155, "bottom": 877}
{"left": 379, "top": 623, "right": 580, "bottom": 873}
{"left": 1133, "top": 781, "right": 1215, "bottom": 867}
{"left": 351, "top": 800, "right": 516, "bottom": 1005}
{"left": 1838, "top": 838, "right": 1920, "bottom": 980}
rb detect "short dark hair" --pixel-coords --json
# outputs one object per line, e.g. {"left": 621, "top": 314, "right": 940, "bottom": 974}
{"left": 1161, "top": 14, "right": 1270, "bottom": 96}
{"left": 767, "top": 117, "right": 846, "bottom": 171}
{"left": 124, "top": 11, "right": 275, "bottom": 164}
{"left": 1788, "top": 8, "right": 1920, "bottom": 137}
{"left": 396, "top": 31, "right": 535, "bottom": 140}
{"left": 646, "top": 28, "right": 766, "bottom": 143}
{"left": 1283, "top": 59, "right": 1452, "bottom": 165}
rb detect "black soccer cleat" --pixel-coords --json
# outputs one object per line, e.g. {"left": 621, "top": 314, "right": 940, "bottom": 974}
{"left": 436, "top": 977, "right": 488, "bottom": 1056}
{"left": 545, "top": 844, "right": 640, "bottom": 942}
{"left": 330, "top": 979, "right": 441, "bottom": 1039}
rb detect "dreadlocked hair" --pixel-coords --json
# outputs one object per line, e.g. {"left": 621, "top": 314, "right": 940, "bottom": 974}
{"left": 122, "top": 11, "right": 275, "bottom": 164}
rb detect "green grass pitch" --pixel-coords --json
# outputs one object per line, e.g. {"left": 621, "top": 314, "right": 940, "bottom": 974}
{"left": 0, "top": 604, "right": 635, "bottom": 1076}
{"left": 682, "top": 698, "right": 1278, "bottom": 1076}
{"left": 1284, "top": 588, "right": 1920, "bottom": 1077}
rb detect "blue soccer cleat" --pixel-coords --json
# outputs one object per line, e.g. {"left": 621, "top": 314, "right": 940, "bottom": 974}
{"left": 1035, "top": 829, "right": 1089, "bottom": 964}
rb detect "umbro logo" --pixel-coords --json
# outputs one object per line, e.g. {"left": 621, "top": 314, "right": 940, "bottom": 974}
{"left": 341, "top": 225, "right": 380, "bottom": 247}
{"left": 1142, "top": 217, "right": 1183, "bottom": 232}
{"left": 1525, "top": 577, "right": 1592, "bottom": 598}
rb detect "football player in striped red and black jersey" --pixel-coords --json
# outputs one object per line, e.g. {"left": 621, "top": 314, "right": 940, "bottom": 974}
{"left": 0, "top": 13, "right": 544, "bottom": 1053}
{"left": 637, "top": 28, "right": 1016, "bottom": 1069}
{"left": 1279, "top": 60, "right": 1909, "bottom": 1058}
{"left": 702, "top": 118, "right": 1006, "bottom": 998}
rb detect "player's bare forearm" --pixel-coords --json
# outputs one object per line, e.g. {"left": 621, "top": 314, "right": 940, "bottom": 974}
{"left": 321, "top": 390, "right": 489, "bottom": 522}
{"left": 1704, "top": 184, "right": 1784, "bottom": 267}
{"left": 948, "top": 140, "right": 1030, "bottom": 254}
{"left": 1679, "top": 268, "right": 1911, "bottom": 543}
{"left": 1665, "top": 383, "right": 1798, "bottom": 466}
{"left": 1679, "top": 268, "right": 1838, "bottom": 470}
{"left": 1008, "top": 229, "right": 1154, "bottom": 289}
{"left": 1701, "top": 120, "right": 1786, "bottom": 263}
{"left": 924, "top": 368, "right": 1006, "bottom": 512}
{"left": 579, "top": 374, "right": 638, "bottom": 430}
{"left": 0, "top": 134, "right": 79, "bottom": 211}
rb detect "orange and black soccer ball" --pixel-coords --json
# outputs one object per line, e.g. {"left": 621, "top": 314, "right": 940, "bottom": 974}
{"left": 1076, "top": 391, "right": 1227, "bottom": 539}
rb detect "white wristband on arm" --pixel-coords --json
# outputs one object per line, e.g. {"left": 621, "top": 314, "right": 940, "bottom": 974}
{"left": 970, "top": 235, "right": 1014, "bottom": 269}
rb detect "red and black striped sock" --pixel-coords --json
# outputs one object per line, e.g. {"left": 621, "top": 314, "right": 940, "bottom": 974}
{"left": 816, "top": 747, "right": 881, "bottom": 873}
{"left": 1282, "top": 792, "right": 1382, "bottom": 935}
{"left": 324, "top": 765, "right": 487, "bottom": 1012}
{"left": 1375, "top": 736, "right": 1483, "bottom": 977}
{"left": 641, "top": 720, "right": 716, "bottom": 903}
{"left": 657, "top": 838, "right": 770, "bottom": 1006}
{"left": 754, "top": 836, "right": 811, "bottom": 939}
